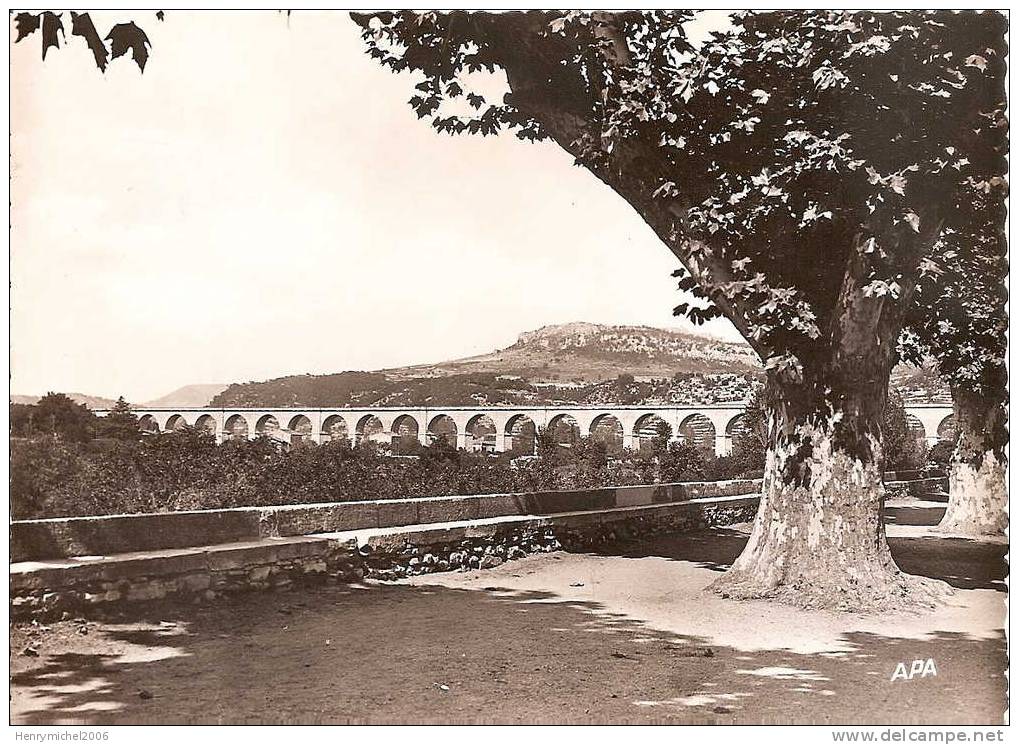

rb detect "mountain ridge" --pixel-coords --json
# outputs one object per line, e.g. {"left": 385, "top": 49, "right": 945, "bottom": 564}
{"left": 379, "top": 322, "right": 759, "bottom": 383}
{"left": 12, "top": 323, "right": 949, "bottom": 409}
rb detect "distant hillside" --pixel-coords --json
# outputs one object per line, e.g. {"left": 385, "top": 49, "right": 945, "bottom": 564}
{"left": 891, "top": 365, "right": 951, "bottom": 405}
{"left": 13, "top": 324, "right": 950, "bottom": 411}
{"left": 385, "top": 322, "right": 760, "bottom": 382}
{"left": 9, "top": 392, "right": 120, "bottom": 409}
{"left": 210, "top": 369, "right": 762, "bottom": 408}
{"left": 144, "top": 384, "right": 229, "bottom": 408}
{"left": 210, "top": 322, "right": 951, "bottom": 408}
{"left": 209, "top": 323, "right": 762, "bottom": 407}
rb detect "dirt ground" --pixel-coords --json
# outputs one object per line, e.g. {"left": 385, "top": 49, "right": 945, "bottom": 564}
{"left": 9, "top": 499, "right": 1007, "bottom": 725}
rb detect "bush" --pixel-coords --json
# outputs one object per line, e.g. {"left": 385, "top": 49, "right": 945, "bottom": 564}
{"left": 11, "top": 423, "right": 768, "bottom": 520}
{"left": 883, "top": 390, "right": 927, "bottom": 471}
{"left": 926, "top": 440, "right": 954, "bottom": 470}
{"left": 659, "top": 442, "right": 707, "bottom": 482}
{"left": 729, "top": 388, "right": 767, "bottom": 474}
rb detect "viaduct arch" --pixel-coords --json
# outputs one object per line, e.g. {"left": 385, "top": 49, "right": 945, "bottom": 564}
{"left": 93, "top": 403, "right": 954, "bottom": 457}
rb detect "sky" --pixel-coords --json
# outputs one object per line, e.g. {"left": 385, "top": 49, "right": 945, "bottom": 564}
{"left": 10, "top": 11, "right": 741, "bottom": 403}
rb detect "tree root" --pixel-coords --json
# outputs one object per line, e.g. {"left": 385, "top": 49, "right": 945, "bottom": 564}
{"left": 709, "top": 568, "right": 953, "bottom": 614}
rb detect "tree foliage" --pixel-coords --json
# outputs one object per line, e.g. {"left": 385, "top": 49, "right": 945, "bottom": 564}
{"left": 353, "top": 10, "right": 1006, "bottom": 378}
{"left": 881, "top": 389, "right": 927, "bottom": 471}
{"left": 729, "top": 387, "right": 767, "bottom": 473}
{"left": 19, "top": 393, "right": 97, "bottom": 442}
{"left": 96, "top": 396, "right": 142, "bottom": 441}
{"left": 12, "top": 11, "right": 155, "bottom": 72}
{"left": 900, "top": 184, "right": 1007, "bottom": 398}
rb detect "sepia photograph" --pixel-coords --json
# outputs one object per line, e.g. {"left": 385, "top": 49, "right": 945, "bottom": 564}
{"left": 7, "top": 8, "right": 1009, "bottom": 731}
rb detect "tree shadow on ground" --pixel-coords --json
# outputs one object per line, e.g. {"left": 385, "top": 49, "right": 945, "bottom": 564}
{"left": 12, "top": 518, "right": 1010, "bottom": 726}
{"left": 587, "top": 505, "right": 1006, "bottom": 592}
{"left": 605, "top": 526, "right": 749, "bottom": 572}
{"left": 889, "top": 535, "right": 1008, "bottom": 592}
{"left": 10, "top": 579, "right": 1006, "bottom": 725}
{"left": 10, "top": 502, "right": 1007, "bottom": 725}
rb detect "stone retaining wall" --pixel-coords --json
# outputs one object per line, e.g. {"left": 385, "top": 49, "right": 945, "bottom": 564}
{"left": 12, "top": 478, "right": 762, "bottom": 562}
{"left": 11, "top": 493, "right": 759, "bottom": 621}
{"left": 11, "top": 536, "right": 362, "bottom": 621}
{"left": 884, "top": 476, "right": 949, "bottom": 500}
{"left": 360, "top": 495, "right": 760, "bottom": 581}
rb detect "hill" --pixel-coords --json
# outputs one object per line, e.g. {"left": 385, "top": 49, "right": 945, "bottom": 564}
{"left": 208, "top": 322, "right": 949, "bottom": 408}
{"left": 144, "top": 384, "right": 229, "bottom": 408}
{"left": 13, "top": 324, "right": 949, "bottom": 411}
{"left": 384, "top": 322, "right": 760, "bottom": 381}
{"left": 9, "top": 392, "right": 120, "bottom": 409}
{"left": 209, "top": 323, "right": 762, "bottom": 408}
{"left": 891, "top": 365, "right": 951, "bottom": 405}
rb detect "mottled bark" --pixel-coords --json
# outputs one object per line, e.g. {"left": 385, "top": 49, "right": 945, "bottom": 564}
{"left": 936, "top": 387, "right": 1008, "bottom": 537}
{"left": 711, "top": 253, "right": 949, "bottom": 610}
{"left": 711, "top": 373, "right": 948, "bottom": 610}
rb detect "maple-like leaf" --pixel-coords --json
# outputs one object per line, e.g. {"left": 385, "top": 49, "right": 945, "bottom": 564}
{"left": 106, "top": 22, "right": 151, "bottom": 72}
{"left": 41, "top": 11, "right": 64, "bottom": 61}
{"left": 70, "top": 12, "right": 108, "bottom": 71}
{"left": 13, "top": 12, "right": 40, "bottom": 42}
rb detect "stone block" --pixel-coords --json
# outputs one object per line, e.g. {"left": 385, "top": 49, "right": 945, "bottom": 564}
{"left": 180, "top": 573, "right": 212, "bottom": 592}
{"left": 270, "top": 502, "right": 378, "bottom": 535}
{"left": 126, "top": 582, "right": 167, "bottom": 602}
{"left": 11, "top": 510, "right": 262, "bottom": 562}
{"left": 206, "top": 544, "right": 277, "bottom": 571}
{"left": 364, "top": 532, "right": 412, "bottom": 554}
{"left": 103, "top": 551, "right": 209, "bottom": 581}
{"left": 475, "top": 494, "right": 526, "bottom": 519}
{"left": 272, "top": 538, "right": 328, "bottom": 561}
{"left": 614, "top": 486, "right": 656, "bottom": 508}
{"left": 479, "top": 555, "right": 504, "bottom": 569}
{"left": 523, "top": 489, "right": 615, "bottom": 515}
{"left": 416, "top": 497, "right": 479, "bottom": 525}
{"left": 247, "top": 566, "right": 272, "bottom": 583}
{"left": 376, "top": 500, "right": 419, "bottom": 528}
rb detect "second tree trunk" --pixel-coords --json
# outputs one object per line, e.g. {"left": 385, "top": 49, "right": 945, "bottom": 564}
{"left": 936, "top": 387, "right": 1008, "bottom": 537}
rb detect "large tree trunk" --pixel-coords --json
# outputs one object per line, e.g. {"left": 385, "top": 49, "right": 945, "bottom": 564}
{"left": 935, "top": 386, "right": 1007, "bottom": 537}
{"left": 711, "top": 258, "right": 950, "bottom": 611}
{"left": 712, "top": 373, "right": 945, "bottom": 610}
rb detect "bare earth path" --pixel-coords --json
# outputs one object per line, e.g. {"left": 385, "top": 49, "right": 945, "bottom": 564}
{"left": 10, "top": 499, "right": 1006, "bottom": 724}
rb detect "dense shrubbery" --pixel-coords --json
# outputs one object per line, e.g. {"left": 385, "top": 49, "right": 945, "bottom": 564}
{"left": 10, "top": 403, "right": 762, "bottom": 519}
{"left": 11, "top": 429, "right": 745, "bottom": 520}
{"left": 8, "top": 389, "right": 943, "bottom": 520}
{"left": 883, "top": 390, "right": 929, "bottom": 471}
{"left": 925, "top": 440, "right": 954, "bottom": 471}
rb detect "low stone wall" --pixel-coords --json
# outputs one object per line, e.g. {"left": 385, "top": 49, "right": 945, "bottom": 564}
{"left": 885, "top": 476, "right": 949, "bottom": 500}
{"left": 12, "top": 478, "right": 762, "bottom": 562}
{"left": 359, "top": 495, "right": 760, "bottom": 581}
{"left": 11, "top": 536, "right": 362, "bottom": 621}
{"left": 883, "top": 469, "right": 943, "bottom": 482}
{"left": 9, "top": 475, "right": 946, "bottom": 621}
{"left": 11, "top": 493, "right": 759, "bottom": 621}
{"left": 11, "top": 510, "right": 263, "bottom": 565}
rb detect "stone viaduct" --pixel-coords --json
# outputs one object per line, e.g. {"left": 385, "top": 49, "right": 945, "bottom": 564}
{"left": 93, "top": 404, "right": 955, "bottom": 457}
